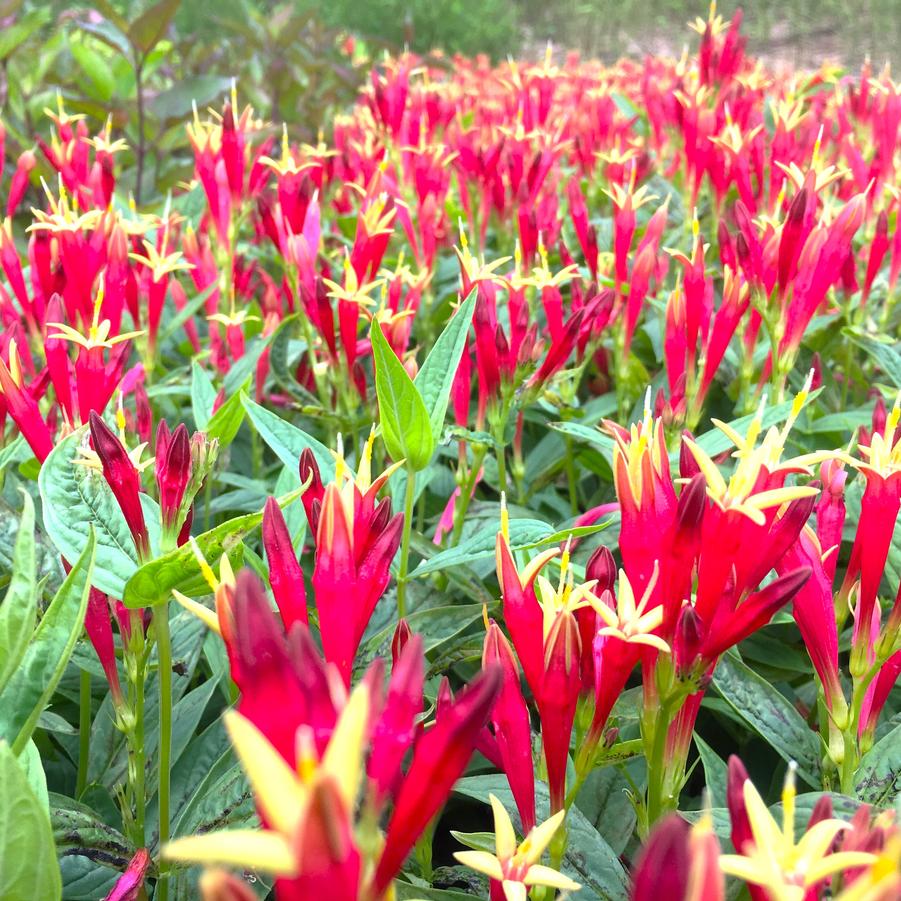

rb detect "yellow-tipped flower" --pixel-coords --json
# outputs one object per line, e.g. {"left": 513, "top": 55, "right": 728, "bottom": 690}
{"left": 720, "top": 764, "right": 878, "bottom": 899}
{"left": 454, "top": 795, "right": 581, "bottom": 901}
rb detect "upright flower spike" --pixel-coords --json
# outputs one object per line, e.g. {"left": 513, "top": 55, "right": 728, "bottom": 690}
{"left": 591, "top": 565, "right": 671, "bottom": 741}
{"left": 482, "top": 619, "right": 536, "bottom": 832}
{"left": 88, "top": 411, "right": 150, "bottom": 560}
{"left": 721, "top": 761, "right": 878, "bottom": 898}
{"left": 304, "top": 434, "right": 404, "bottom": 685}
{"left": 156, "top": 421, "right": 192, "bottom": 539}
{"left": 839, "top": 397, "right": 901, "bottom": 648}
{"left": 454, "top": 795, "right": 580, "bottom": 901}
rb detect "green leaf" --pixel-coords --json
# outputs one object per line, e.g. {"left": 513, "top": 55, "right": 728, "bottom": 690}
{"left": 456, "top": 775, "right": 629, "bottom": 900}
{"left": 712, "top": 652, "right": 820, "bottom": 787}
{"left": 122, "top": 489, "right": 301, "bottom": 608}
{"left": 69, "top": 38, "right": 116, "bottom": 103}
{"left": 122, "top": 513, "right": 254, "bottom": 608}
{"left": 412, "top": 518, "right": 555, "bottom": 577}
{"left": 242, "top": 396, "right": 335, "bottom": 481}
{"left": 0, "top": 491, "right": 37, "bottom": 695}
{"left": 128, "top": 0, "right": 181, "bottom": 55}
{"left": 190, "top": 361, "right": 216, "bottom": 431}
{"left": 0, "top": 741, "right": 61, "bottom": 900}
{"left": 548, "top": 421, "right": 616, "bottom": 464}
{"left": 372, "top": 319, "right": 434, "bottom": 471}
{"left": 39, "top": 427, "right": 139, "bottom": 598}
{"left": 205, "top": 390, "right": 246, "bottom": 447}
{"left": 19, "top": 738, "right": 49, "bottom": 813}
{"left": 413, "top": 291, "right": 476, "bottom": 442}
{"left": 855, "top": 721, "right": 901, "bottom": 806}
{"left": 148, "top": 74, "right": 231, "bottom": 121}
{"left": 845, "top": 331, "right": 901, "bottom": 389}
{"left": 0, "top": 531, "right": 95, "bottom": 754}
{"left": 694, "top": 733, "right": 729, "bottom": 809}
{"left": 0, "top": 7, "right": 51, "bottom": 60}
{"left": 51, "top": 793, "right": 131, "bottom": 880}
{"left": 160, "top": 283, "right": 217, "bottom": 344}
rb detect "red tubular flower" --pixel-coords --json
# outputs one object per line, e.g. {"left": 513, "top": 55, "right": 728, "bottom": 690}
{"left": 103, "top": 848, "right": 150, "bottom": 901}
{"left": 303, "top": 439, "right": 404, "bottom": 685}
{"left": 262, "top": 496, "right": 308, "bottom": 631}
{"left": 367, "top": 634, "right": 424, "bottom": 810}
{"left": 839, "top": 402, "right": 901, "bottom": 648}
{"left": 156, "top": 422, "right": 192, "bottom": 536}
{"left": 88, "top": 412, "right": 150, "bottom": 560}
{"left": 6, "top": 150, "right": 36, "bottom": 219}
{"left": 84, "top": 588, "right": 122, "bottom": 705}
{"left": 214, "top": 569, "right": 335, "bottom": 765}
{"left": 0, "top": 340, "right": 54, "bottom": 461}
{"left": 631, "top": 812, "right": 723, "bottom": 901}
{"left": 372, "top": 665, "right": 501, "bottom": 895}
{"left": 699, "top": 567, "right": 811, "bottom": 662}
{"left": 482, "top": 621, "right": 536, "bottom": 831}
{"left": 540, "top": 610, "right": 582, "bottom": 812}
{"left": 859, "top": 649, "right": 901, "bottom": 747}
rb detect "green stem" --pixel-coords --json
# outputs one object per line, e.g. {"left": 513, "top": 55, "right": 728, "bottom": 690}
{"left": 643, "top": 698, "right": 675, "bottom": 834}
{"left": 451, "top": 444, "right": 487, "bottom": 546}
{"left": 76, "top": 669, "right": 91, "bottom": 798}
{"left": 563, "top": 436, "right": 579, "bottom": 515}
{"left": 132, "top": 656, "right": 146, "bottom": 847}
{"left": 496, "top": 442, "right": 508, "bottom": 495}
{"left": 396, "top": 467, "right": 417, "bottom": 619}
{"left": 155, "top": 607, "right": 173, "bottom": 901}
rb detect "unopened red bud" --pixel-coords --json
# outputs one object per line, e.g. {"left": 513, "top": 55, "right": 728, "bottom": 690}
{"left": 157, "top": 423, "right": 192, "bottom": 531}
{"left": 89, "top": 412, "right": 149, "bottom": 559}
{"left": 674, "top": 605, "right": 704, "bottom": 676}
{"left": 585, "top": 545, "right": 616, "bottom": 593}
{"left": 676, "top": 472, "right": 707, "bottom": 533}
{"left": 679, "top": 430, "right": 701, "bottom": 478}
{"left": 809, "top": 353, "right": 823, "bottom": 391}
{"left": 392, "top": 618, "right": 413, "bottom": 665}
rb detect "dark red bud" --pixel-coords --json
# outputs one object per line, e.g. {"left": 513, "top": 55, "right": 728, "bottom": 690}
{"left": 585, "top": 545, "right": 616, "bottom": 594}
{"left": 391, "top": 618, "right": 413, "bottom": 666}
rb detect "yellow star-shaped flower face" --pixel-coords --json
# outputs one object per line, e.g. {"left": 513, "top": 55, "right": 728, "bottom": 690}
{"left": 454, "top": 795, "right": 581, "bottom": 901}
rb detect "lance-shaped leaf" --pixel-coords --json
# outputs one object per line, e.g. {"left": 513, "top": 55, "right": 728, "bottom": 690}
{"left": 372, "top": 319, "right": 434, "bottom": 471}
{"left": 0, "top": 491, "right": 37, "bottom": 695}
{"left": 242, "top": 396, "right": 336, "bottom": 482}
{"left": 121, "top": 488, "right": 304, "bottom": 608}
{"left": 0, "top": 742, "right": 61, "bottom": 900}
{"left": 414, "top": 291, "right": 476, "bottom": 443}
{"left": 0, "top": 530, "right": 95, "bottom": 754}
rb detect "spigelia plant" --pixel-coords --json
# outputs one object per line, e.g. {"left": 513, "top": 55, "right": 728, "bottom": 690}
{"left": 2, "top": 4, "right": 901, "bottom": 900}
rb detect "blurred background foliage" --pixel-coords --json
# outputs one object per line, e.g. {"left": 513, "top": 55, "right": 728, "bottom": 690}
{"left": 0, "top": 0, "right": 898, "bottom": 202}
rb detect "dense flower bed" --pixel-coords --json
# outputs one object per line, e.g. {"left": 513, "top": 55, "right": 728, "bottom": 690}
{"left": 1, "top": 6, "right": 901, "bottom": 900}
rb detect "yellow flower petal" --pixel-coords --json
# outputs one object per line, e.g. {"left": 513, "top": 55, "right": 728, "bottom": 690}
{"left": 454, "top": 850, "right": 504, "bottom": 881}
{"left": 521, "top": 809, "right": 566, "bottom": 864}
{"left": 163, "top": 829, "right": 296, "bottom": 876}
{"left": 523, "top": 863, "right": 581, "bottom": 891}
{"left": 321, "top": 682, "right": 369, "bottom": 809}
{"left": 490, "top": 795, "right": 517, "bottom": 861}
{"left": 224, "top": 711, "right": 306, "bottom": 836}
{"left": 171, "top": 590, "right": 221, "bottom": 635}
